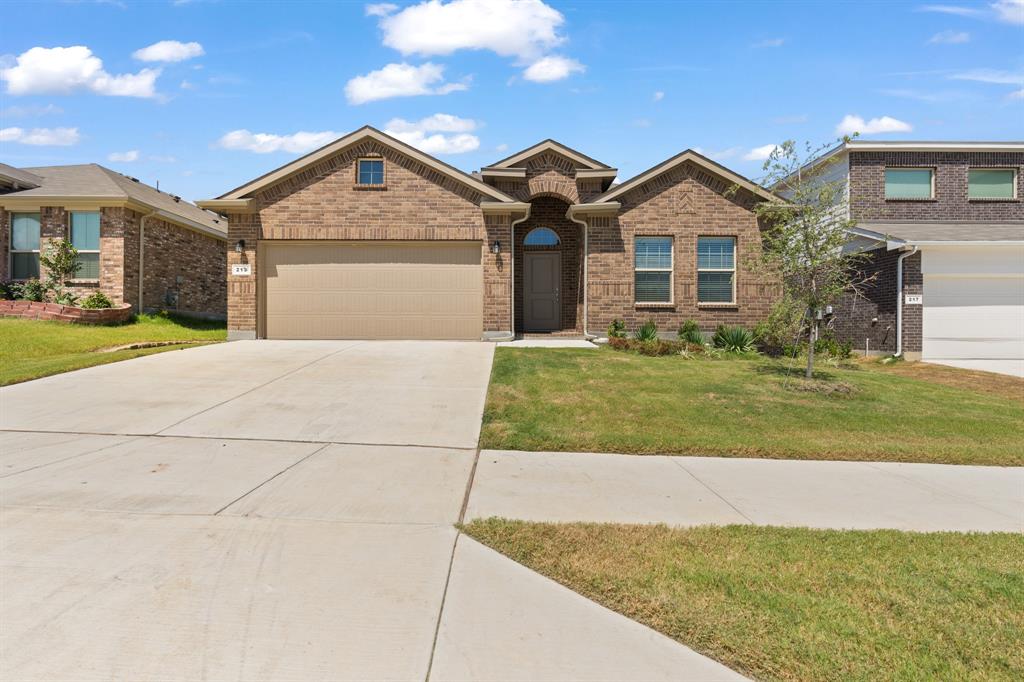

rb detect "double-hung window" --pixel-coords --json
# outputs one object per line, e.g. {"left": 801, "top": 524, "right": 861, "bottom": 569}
{"left": 634, "top": 237, "right": 673, "bottom": 304}
{"left": 10, "top": 213, "right": 41, "bottom": 280}
{"left": 697, "top": 237, "right": 736, "bottom": 304}
{"left": 357, "top": 158, "right": 384, "bottom": 186}
{"left": 968, "top": 168, "right": 1016, "bottom": 200}
{"left": 70, "top": 211, "right": 100, "bottom": 280}
{"left": 885, "top": 168, "right": 934, "bottom": 199}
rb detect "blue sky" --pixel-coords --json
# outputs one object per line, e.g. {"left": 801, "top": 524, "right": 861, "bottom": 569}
{"left": 1, "top": 0, "right": 1022, "bottom": 202}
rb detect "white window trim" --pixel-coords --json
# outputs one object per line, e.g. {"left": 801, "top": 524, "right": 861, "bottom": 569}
{"left": 69, "top": 211, "right": 100, "bottom": 282}
{"left": 967, "top": 167, "right": 1018, "bottom": 200}
{"left": 884, "top": 167, "right": 936, "bottom": 200}
{"left": 356, "top": 157, "right": 386, "bottom": 186}
{"left": 9, "top": 212, "right": 41, "bottom": 281}
{"left": 634, "top": 236, "right": 674, "bottom": 306}
{"left": 697, "top": 236, "right": 737, "bottom": 306}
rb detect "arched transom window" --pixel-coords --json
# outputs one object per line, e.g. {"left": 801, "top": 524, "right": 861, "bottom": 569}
{"left": 524, "top": 227, "right": 560, "bottom": 246}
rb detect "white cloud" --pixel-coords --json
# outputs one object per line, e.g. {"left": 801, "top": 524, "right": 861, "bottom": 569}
{"left": 0, "top": 126, "right": 80, "bottom": 146}
{"left": 383, "top": 114, "right": 480, "bottom": 154}
{"left": 179, "top": 79, "right": 195, "bottom": 90}
{"left": 108, "top": 150, "right": 139, "bottom": 162}
{"left": 0, "top": 103, "right": 63, "bottom": 117}
{"left": 744, "top": 144, "right": 780, "bottom": 161}
{"left": 1, "top": 46, "right": 159, "bottom": 98}
{"left": 378, "top": 0, "right": 566, "bottom": 61}
{"left": 132, "top": 40, "right": 204, "bottom": 62}
{"left": 344, "top": 62, "right": 468, "bottom": 104}
{"left": 992, "top": 0, "right": 1024, "bottom": 24}
{"left": 751, "top": 37, "right": 785, "bottom": 48}
{"left": 217, "top": 129, "right": 341, "bottom": 154}
{"left": 928, "top": 29, "right": 970, "bottom": 43}
{"left": 495, "top": 143, "right": 509, "bottom": 152}
{"left": 365, "top": 2, "right": 398, "bottom": 16}
{"left": 919, "top": 1, "right": 1023, "bottom": 23}
{"left": 917, "top": 4, "right": 984, "bottom": 17}
{"left": 1008, "top": 88, "right": 1024, "bottom": 99}
{"left": 522, "top": 55, "right": 584, "bottom": 82}
{"left": 835, "top": 114, "right": 913, "bottom": 135}
{"left": 950, "top": 68, "right": 1023, "bottom": 85}
{"left": 652, "top": 90, "right": 664, "bottom": 102}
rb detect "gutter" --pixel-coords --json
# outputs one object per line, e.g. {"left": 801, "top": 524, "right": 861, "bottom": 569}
{"left": 894, "top": 245, "right": 918, "bottom": 358}
{"left": 138, "top": 209, "right": 159, "bottom": 315}
{"left": 566, "top": 209, "right": 594, "bottom": 339}
{"left": 509, "top": 206, "right": 531, "bottom": 339}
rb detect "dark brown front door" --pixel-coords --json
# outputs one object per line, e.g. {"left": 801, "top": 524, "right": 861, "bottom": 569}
{"left": 524, "top": 252, "right": 560, "bottom": 331}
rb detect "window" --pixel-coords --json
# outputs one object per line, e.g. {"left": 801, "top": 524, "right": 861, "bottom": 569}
{"left": 697, "top": 237, "right": 736, "bottom": 304}
{"left": 10, "top": 212, "right": 40, "bottom": 280}
{"left": 634, "top": 237, "right": 673, "bottom": 304}
{"left": 70, "top": 211, "right": 100, "bottom": 279}
{"left": 969, "top": 168, "right": 1016, "bottom": 200}
{"left": 357, "top": 158, "right": 384, "bottom": 185}
{"left": 524, "top": 227, "right": 560, "bottom": 246}
{"left": 885, "top": 168, "right": 934, "bottom": 199}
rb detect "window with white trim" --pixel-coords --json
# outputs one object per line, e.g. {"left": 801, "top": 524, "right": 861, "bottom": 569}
{"left": 10, "top": 212, "right": 40, "bottom": 280}
{"left": 634, "top": 237, "right": 673, "bottom": 304}
{"left": 968, "top": 168, "right": 1016, "bottom": 199}
{"left": 357, "top": 158, "right": 384, "bottom": 185}
{"left": 697, "top": 237, "right": 736, "bottom": 304}
{"left": 70, "top": 211, "right": 100, "bottom": 280}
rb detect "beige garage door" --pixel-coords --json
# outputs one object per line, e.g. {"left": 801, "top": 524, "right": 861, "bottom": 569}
{"left": 262, "top": 241, "right": 483, "bottom": 340}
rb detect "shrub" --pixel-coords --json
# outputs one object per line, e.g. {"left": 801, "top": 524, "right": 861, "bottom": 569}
{"left": 713, "top": 325, "right": 756, "bottom": 353}
{"left": 0, "top": 280, "right": 20, "bottom": 300}
{"left": 607, "top": 318, "right": 627, "bottom": 339}
{"left": 52, "top": 290, "right": 79, "bottom": 306}
{"left": 634, "top": 319, "right": 659, "bottom": 343}
{"left": 39, "top": 239, "right": 81, "bottom": 304}
{"left": 17, "top": 278, "right": 46, "bottom": 302}
{"left": 754, "top": 297, "right": 805, "bottom": 356}
{"left": 79, "top": 291, "right": 114, "bottom": 309}
{"left": 677, "top": 319, "right": 704, "bottom": 345}
{"left": 814, "top": 333, "right": 853, "bottom": 360}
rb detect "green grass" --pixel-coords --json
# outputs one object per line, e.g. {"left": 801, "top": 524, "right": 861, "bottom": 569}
{"left": 0, "top": 313, "right": 226, "bottom": 385}
{"left": 463, "top": 519, "right": 1024, "bottom": 682}
{"left": 480, "top": 348, "right": 1024, "bottom": 466}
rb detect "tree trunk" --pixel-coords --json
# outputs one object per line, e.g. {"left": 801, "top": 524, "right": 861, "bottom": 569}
{"left": 805, "top": 319, "right": 817, "bottom": 379}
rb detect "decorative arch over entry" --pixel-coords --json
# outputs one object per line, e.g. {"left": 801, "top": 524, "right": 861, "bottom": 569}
{"left": 523, "top": 227, "right": 560, "bottom": 247}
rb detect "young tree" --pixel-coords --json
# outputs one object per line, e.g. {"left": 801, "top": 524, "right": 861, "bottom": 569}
{"left": 39, "top": 238, "right": 82, "bottom": 306}
{"left": 752, "top": 137, "right": 871, "bottom": 378}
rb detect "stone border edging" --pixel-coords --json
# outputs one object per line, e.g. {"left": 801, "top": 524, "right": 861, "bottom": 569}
{"left": 0, "top": 300, "right": 134, "bottom": 324}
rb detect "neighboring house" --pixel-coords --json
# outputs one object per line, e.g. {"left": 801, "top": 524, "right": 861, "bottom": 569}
{"left": 797, "top": 141, "right": 1024, "bottom": 376}
{"left": 0, "top": 163, "right": 228, "bottom": 319}
{"left": 198, "top": 126, "right": 779, "bottom": 342}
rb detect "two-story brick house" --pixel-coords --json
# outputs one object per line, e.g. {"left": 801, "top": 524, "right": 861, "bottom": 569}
{"left": 800, "top": 141, "right": 1024, "bottom": 376}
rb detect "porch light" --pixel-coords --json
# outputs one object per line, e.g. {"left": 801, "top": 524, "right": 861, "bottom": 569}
{"left": 491, "top": 240, "right": 501, "bottom": 254}
{"left": 235, "top": 239, "right": 245, "bottom": 253}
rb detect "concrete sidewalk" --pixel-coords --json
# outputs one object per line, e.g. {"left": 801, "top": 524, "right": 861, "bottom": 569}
{"left": 467, "top": 450, "right": 1024, "bottom": 532}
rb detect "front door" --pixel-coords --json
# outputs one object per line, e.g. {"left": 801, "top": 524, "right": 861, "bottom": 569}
{"left": 524, "top": 252, "right": 560, "bottom": 331}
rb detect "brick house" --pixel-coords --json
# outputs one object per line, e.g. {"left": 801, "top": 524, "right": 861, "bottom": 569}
{"left": 1, "top": 163, "right": 228, "bottom": 318}
{"left": 199, "top": 126, "right": 779, "bottom": 342}
{"left": 796, "top": 141, "right": 1024, "bottom": 376}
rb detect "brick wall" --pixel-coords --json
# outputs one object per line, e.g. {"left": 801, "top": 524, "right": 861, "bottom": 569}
{"left": 141, "top": 216, "right": 227, "bottom": 318}
{"left": 0, "top": 208, "right": 7, "bottom": 281}
{"left": 849, "top": 151, "right": 1024, "bottom": 222}
{"left": 831, "top": 249, "right": 922, "bottom": 354}
{"left": 514, "top": 196, "right": 583, "bottom": 333}
{"left": 586, "top": 160, "right": 778, "bottom": 336}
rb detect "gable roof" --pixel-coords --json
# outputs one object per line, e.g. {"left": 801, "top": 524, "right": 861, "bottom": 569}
{"left": 486, "top": 139, "right": 610, "bottom": 170}
{"left": 0, "top": 164, "right": 227, "bottom": 238}
{"left": 592, "top": 149, "right": 778, "bottom": 204}
{"left": 214, "top": 126, "right": 514, "bottom": 203}
{"left": 0, "top": 163, "right": 43, "bottom": 190}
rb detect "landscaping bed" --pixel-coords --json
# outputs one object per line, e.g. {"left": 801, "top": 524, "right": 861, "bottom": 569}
{"left": 463, "top": 519, "right": 1024, "bottom": 682}
{"left": 481, "top": 347, "right": 1024, "bottom": 466}
{"left": 0, "top": 299, "right": 133, "bottom": 324}
{"left": 0, "top": 313, "right": 226, "bottom": 386}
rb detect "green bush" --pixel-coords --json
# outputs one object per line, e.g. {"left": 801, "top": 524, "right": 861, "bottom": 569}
{"left": 713, "top": 325, "right": 756, "bottom": 353}
{"left": 607, "top": 318, "right": 627, "bottom": 339}
{"left": 1, "top": 280, "right": 20, "bottom": 300}
{"left": 677, "top": 319, "right": 704, "bottom": 345}
{"left": 754, "top": 297, "right": 805, "bottom": 356}
{"left": 52, "top": 290, "right": 79, "bottom": 306}
{"left": 79, "top": 291, "right": 114, "bottom": 309}
{"left": 634, "top": 319, "right": 659, "bottom": 343}
{"left": 17, "top": 279, "right": 46, "bottom": 302}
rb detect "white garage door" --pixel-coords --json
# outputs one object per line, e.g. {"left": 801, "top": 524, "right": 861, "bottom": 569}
{"left": 262, "top": 241, "right": 483, "bottom": 340}
{"left": 922, "top": 246, "right": 1024, "bottom": 375}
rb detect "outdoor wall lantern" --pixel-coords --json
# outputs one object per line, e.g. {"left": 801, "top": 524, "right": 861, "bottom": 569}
{"left": 491, "top": 240, "right": 501, "bottom": 254}
{"left": 235, "top": 239, "right": 246, "bottom": 253}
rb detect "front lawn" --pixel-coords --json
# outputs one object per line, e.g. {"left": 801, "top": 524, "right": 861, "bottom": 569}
{"left": 481, "top": 348, "right": 1024, "bottom": 466}
{"left": 463, "top": 519, "right": 1024, "bottom": 682}
{"left": 0, "top": 313, "right": 226, "bottom": 386}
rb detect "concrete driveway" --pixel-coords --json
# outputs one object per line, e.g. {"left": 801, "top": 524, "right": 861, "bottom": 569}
{"left": 0, "top": 341, "right": 738, "bottom": 681}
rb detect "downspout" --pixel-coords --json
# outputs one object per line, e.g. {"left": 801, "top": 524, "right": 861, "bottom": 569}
{"left": 509, "top": 207, "right": 531, "bottom": 339}
{"left": 894, "top": 245, "right": 918, "bottom": 357}
{"left": 137, "top": 210, "right": 158, "bottom": 315}
{"left": 566, "top": 208, "right": 593, "bottom": 339}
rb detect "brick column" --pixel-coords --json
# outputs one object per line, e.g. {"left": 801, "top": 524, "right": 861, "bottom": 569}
{"left": 226, "top": 211, "right": 260, "bottom": 339}
{"left": 483, "top": 211, "right": 513, "bottom": 339}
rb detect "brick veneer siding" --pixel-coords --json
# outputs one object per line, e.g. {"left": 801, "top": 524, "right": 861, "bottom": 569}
{"left": 849, "top": 151, "right": 1024, "bottom": 222}
{"left": 484, "top": 150, "right": 605, "bottom": 204}
{"left": 224, "top": 139, "right": 511, "bottom": 337}
{"left": 0, "top": 208, "right": 7, "bottom": 281}
{"left": 830, "top": 249, "right": 922, "bottom": 354}
{"left": 586, "top": 161, "right": 778, "bottom": 335}
{"left": 514, "top": 196, "right": 583, "bottom": 334}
